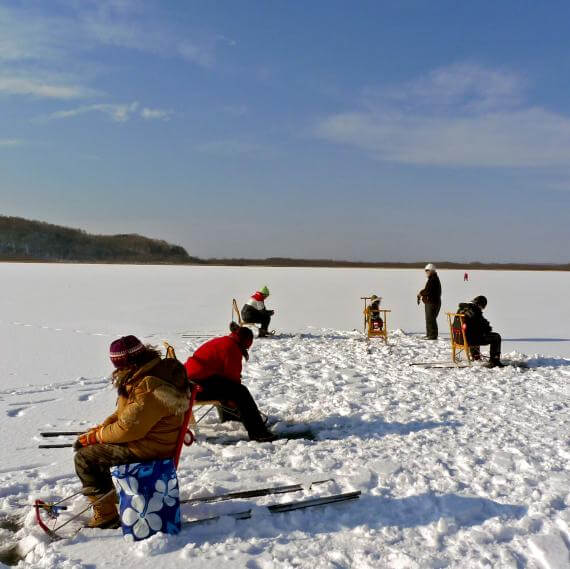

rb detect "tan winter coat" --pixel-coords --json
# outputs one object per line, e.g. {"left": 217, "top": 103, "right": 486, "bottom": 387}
{"left": 99, "top": 358, "right": 189, "bottom": 460}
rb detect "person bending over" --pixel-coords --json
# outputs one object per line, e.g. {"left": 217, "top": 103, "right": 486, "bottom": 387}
{"left": 184, "top": 326, "right": 275, "bottom": 441}
{"left": 457, "top": 295, "right": 504, "bottom": 368}
{"left": 241, "top": 286, "right": 274, "bottom": 337}
{"left": 74, "top": 336, "right": 188, "bottom": 528}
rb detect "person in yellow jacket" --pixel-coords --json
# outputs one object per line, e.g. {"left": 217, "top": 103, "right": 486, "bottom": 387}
{"left": 73, "top": 335, "right": 188, "bottom": 529}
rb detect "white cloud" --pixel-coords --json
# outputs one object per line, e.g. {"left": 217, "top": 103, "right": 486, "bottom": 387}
{"left": 43, "top": 101, "right": 173, "bottom": 123}
{"left": 46, "top": 101, "right": 139, "bottom": 122}
{"left": 74, "top": 1, "right": 227, "bottom": 68}
{"left": 315, "top": 64, "right": 570, "bottom": 167}
{"left": 0, "top": 139, "right": 23, "bottom": 147}
{"left": 141, "top": 107, "right": 172, "bottom": 121}
{"left": 0, "top": 1, "right": 228, "bottom": 108}
{"left": 0, "top": 76, "right": 95, "bottom": 99}
{"left": 371, "top": 64, "right": 524, "bottom": 112}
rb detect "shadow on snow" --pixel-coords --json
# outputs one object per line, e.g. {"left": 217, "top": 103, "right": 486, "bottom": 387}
{"left": 304, "top": 414, "right": 462, "bottom": 441}
{"left": 176, "top": 491, "right": 527, "bottom": 549}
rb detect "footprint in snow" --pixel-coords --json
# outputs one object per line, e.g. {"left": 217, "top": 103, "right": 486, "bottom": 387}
{"left": 78, "top": 392, "right": 96, "bottom": 402}
{"left": 6, "top": 407, "right": 26, "bottom": 418}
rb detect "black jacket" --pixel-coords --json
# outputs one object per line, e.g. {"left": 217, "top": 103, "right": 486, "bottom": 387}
{"left": 420, "top": 273, "right": 442, "bottom": 304}
{"left": 457, "top": 302, "right": 492, "bottom": 344}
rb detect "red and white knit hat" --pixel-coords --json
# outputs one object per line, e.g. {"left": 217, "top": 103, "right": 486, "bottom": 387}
{"left": 109, "top": 335, "right": 145, "bottom": 369}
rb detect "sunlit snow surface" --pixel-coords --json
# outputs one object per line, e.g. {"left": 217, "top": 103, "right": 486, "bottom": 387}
{"left": 0, "top": 264, "right": 568, "bottom": 568}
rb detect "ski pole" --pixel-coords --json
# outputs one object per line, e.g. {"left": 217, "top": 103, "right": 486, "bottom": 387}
{"left": 39, "top": 444, "right": 73, "bottom": 449}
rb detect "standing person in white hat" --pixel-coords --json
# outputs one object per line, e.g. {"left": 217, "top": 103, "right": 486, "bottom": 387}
{"left": 417, "top": 263, "right": 442, "bottom": 340}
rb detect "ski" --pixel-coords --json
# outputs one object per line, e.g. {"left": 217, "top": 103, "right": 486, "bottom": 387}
{"left": 181, "top": 478, "right": 334, "bottom": 505}
{"left": 410, "top": 360, "right": 528, "bottom": 369}
{"left": 40, "top": 431, "right": 83, "bottom": 437}
{"left": 36, "top": 489, "right": 358, "bottom": 540}
{"left": 204, "top": 428, "right": 315, "bottom": 445}
{"left": 40, "top": 428, "right": 316, "bottom": 449}
{"left": 181, "top": 335, "right": 215, "bottom": 338}
{"left": 183, "top": 491, "right": 361, "bottom": 526}
{"left": 410, "top": 362, "right": 471, "bottom": 368}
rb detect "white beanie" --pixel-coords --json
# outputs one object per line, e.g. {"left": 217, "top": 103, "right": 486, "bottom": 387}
{"left": 425, "top": 263, "right": 436, "bottom": 271}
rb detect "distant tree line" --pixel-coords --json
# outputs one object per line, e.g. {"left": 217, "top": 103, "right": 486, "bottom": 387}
{"left": 0, "top": 215, "right": 198, "bottom": 264}
{"left": 1, "top": 215, "right": 568, "bottom": 270}
{"left": 202, "top": 257, "right": 570, "bottom": 271}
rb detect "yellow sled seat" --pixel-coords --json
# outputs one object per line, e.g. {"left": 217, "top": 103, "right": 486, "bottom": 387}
{"left": 446, "top": 312, "right": 477, "bottom": 365}
{"left": 361, "top": 297, "right": 391, "bottom": 343}
{"left": 232, "top": 298, "right": 259, "bottom": 330}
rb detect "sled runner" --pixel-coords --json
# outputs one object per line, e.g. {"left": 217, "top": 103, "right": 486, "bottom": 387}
{"left": 34, "top": 482, "right": 354, "bottom": 541}
{"left": 361, "top": 297, "right": 390, "bottom": 343}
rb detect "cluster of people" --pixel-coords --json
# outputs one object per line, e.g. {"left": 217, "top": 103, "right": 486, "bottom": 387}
{"left": 73, "top": 287, "right": 277, "bottom": 529}
{"left": 73, "top": 278, "right": 504, "bottom": 529}
{"left": 417, "top": 263, "right": 504, "bottom": 368}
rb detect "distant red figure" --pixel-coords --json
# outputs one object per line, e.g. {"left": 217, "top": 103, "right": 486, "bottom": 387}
{"left": 464, "top": 272, "right": 469, "bottom": 282}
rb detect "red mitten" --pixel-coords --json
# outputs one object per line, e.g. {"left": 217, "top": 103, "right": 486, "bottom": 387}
{"left": 73, "top": 429, "right": 101, "bottom": 450}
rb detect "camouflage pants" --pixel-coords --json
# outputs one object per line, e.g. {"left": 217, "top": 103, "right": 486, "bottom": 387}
{"left": 74, "top": 444, "right": 139, "bottom": 496}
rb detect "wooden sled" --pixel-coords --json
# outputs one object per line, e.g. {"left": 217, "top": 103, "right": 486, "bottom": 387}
{"left": 232, "top": 298, "right": 275, "bottom": 336}
{"left": 361, "top": 297, "right": 391, "bottom": 343}
{"left": 446, "top": 312, "right": 476, "bottom": 365}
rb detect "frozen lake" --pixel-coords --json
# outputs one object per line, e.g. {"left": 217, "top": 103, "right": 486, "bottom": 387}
{"left": 0, "top": 262, "right": 568, "bottom": 568}
{"left": 0, "top": 263, "right": 568, "bottom": 388}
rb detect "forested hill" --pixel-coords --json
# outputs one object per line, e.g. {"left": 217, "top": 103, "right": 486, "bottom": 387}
{"left": 0, "top": 216, "right": 197, "bottom": 264}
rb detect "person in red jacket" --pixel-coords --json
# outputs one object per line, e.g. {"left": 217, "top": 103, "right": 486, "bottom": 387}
{"left": 184, "top": 326, "right": 274, "bottom": 442}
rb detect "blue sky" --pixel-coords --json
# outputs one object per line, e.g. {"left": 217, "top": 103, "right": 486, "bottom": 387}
{"left": 1, "top": 0, "right": 570, "bottom": 262}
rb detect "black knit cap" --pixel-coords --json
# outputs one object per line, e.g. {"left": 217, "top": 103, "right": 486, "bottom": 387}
{"left": 236, "top": 327, "right": 254, "bottom": 348}
{"left": 472, "top": 295, "right": 487, "bottom": 309}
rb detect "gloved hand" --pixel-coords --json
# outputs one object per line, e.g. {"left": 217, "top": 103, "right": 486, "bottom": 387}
{"left": 416, "top": 295, "right": 421, "bottom": 305}
{"left": 268, "top": 310, "right": 274, "bottom": 316}
{"left": 73, "top": 429, "right": 101, "bottom": 451}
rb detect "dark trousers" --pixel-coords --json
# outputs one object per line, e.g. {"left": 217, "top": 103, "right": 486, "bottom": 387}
{"left": 196, "top": 376, "right": 267, "bottom": 439}
{"left": 241, "top": 305, "right": 271, "bottom": 332}
{"left": 74, "top": 444, "right": 139, "bottom": 496}
{"left": 480, "top": 332, "right": 502, "bottom": 360}
{"left": 425, "top": 302, "right": 441, "bottom": 339}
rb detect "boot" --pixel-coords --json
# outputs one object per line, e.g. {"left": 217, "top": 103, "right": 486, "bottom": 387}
{"left": 485, "top": 357, "right": 505, "bottom": 369}
{"left": 87, "top": 492, "right": 120, "bottom": 529}
{"left": 251, "top": 429, "right": 278, "bottom": 442}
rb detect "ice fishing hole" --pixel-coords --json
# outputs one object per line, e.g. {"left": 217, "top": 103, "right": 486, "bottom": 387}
{"left": 0, "top": 516, "right": 25, "bottom": 566}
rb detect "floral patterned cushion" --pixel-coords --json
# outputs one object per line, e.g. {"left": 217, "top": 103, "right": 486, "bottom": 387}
{"left": 111, "top": 459, "right": 181, "bottom": 540}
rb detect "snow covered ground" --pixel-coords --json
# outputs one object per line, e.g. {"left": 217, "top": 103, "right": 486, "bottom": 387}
{"left": 0, "top": 263, "right": 568, "bottom": 568}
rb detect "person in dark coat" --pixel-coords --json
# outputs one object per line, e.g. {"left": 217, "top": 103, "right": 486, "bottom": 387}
{"left": 456, "top": 295, "right": 504, "bottom": 368}
{"left": 417, "top": 263, "right": 442, "bottom": 340}
{"left": 184, "top": 326, "right": 275, "bottom": 441}
{"left": 241, "top": 286, "right": 274, "bottom": 337}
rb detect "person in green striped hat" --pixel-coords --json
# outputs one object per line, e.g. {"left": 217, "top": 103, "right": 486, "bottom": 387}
{"left": 241, "top": 286, "right": 274, "bottom": 337}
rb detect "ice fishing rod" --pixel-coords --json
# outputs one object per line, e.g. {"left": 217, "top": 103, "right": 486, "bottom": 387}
{"left": 38, "top": 431, "right": 84, "bottom": 448}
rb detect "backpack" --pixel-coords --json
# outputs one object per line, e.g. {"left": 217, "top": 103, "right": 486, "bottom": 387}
{"left": 452, "top": 303, "right": 473, "bottom": 344}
